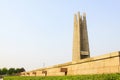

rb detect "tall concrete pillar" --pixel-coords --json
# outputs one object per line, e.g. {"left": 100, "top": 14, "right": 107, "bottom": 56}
{"left": 72, "top": 12, "right": 90, "bottom": 62}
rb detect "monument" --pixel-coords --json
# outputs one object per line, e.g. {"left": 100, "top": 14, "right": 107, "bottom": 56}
{"left": 72, "top": 12, "right": 90, "bottom": 62}
{"left": 21, "top": 12, "right": 120, "bottom": 76}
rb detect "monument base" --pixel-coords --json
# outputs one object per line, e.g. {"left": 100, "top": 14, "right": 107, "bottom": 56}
{"left": 21, "top": 51, "right": 120, "bottom": 76}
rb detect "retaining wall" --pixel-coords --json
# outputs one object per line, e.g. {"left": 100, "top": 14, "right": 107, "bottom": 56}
{"left": 21, "top": 51, "right": 120, "bottom": 76}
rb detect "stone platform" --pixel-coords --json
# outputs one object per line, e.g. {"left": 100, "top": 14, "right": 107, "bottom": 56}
{"left": 21, "top": 51, "right": 120, "bottom": 76}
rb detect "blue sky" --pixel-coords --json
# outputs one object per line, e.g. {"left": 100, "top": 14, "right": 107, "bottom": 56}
{"left": 0, "top": 0, "right": 120, "bottom": 71}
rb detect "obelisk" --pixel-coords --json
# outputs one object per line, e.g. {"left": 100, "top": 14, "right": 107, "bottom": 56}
{"left": 72, "top": 12, "right": 90, "bottom": 62}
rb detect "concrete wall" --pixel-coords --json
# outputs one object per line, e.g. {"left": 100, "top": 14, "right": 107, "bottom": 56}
{"left": 21, "top": 51, "right": 120, "bottom": 76}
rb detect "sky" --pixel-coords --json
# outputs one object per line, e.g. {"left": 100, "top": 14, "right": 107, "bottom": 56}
{"left": 0, "top": 0, "right": 120, "bottom": 71}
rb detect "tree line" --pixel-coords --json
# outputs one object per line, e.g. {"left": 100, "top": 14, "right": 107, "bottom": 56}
{"left": 0, "top": 67, "right": 25, "bottom": 75}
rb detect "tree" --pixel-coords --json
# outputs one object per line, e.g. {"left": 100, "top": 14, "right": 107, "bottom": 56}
{"left": 0, "top": 67, "right": 25, "bottom": 75}
{"left": 15, "top": 68, "right": 21, "bottom": 73}
{"left": 1, "top": 68, "right": 8, "bottom": 75}
{"left": 8, "top": 68, "right": 15, "bottom": 75}
{"left": 20, "top": 68, "right": 25, "bottom": 72}
{"left": 0, "top": 69, "right": 2, "bottom": 75}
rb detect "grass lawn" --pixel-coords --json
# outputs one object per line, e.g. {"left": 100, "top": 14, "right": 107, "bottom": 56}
{"left": 4, "top": 73, "right": 120, "bottom": 80}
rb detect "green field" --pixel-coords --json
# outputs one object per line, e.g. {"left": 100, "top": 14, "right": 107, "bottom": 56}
{"left": 4, "top": 74, "right": 120, "bottom": 80}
